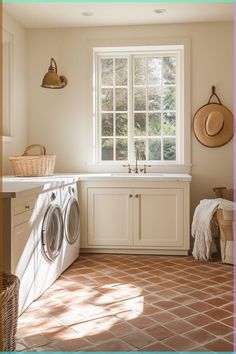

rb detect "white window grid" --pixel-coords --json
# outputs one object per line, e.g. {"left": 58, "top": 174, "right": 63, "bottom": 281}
{"left": 99, "top": 55, "right": 129, "bottom": 162}
{"left": 132, "top": 54, "right": 178, "bottom": 162}
{"left": 94, "top": 46, "right": 183, "bottom": 165}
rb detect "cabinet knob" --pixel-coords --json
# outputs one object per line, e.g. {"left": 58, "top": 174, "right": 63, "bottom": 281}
{"left": 129, "top": 194, "right": 133, "bottom": 198}
{"left": 135, "top": 194, "right": 139, "bottom": 198}
{"left": 25, "top": 205, "right": 30, "bottom": 209}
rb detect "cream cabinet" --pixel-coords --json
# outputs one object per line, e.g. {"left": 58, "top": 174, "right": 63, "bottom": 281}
{"left": 13, "top": 221, "right": 35, "bottom": 313}
{"left": 87, "top": 188, "right": 133, "bottom": 246}
{"left": 80, "top": 179, "right": 190, "bottom": 255}
{"left": 3, "top": 194, "right": 38, "bottom": 314}
{"left": 133, "top": 188, "right": 184, "bottom": 248}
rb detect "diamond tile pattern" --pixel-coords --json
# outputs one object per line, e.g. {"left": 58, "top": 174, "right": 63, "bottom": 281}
{"left": 16, "top": 254, "right": 234, "bottom": 352}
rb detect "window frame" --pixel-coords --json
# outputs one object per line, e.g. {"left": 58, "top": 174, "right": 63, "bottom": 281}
{"left": 93, "top": 45, "right": 185, "bottom": 166}
{"left": 2, "top": 28, "right": 14, "bottom": 140}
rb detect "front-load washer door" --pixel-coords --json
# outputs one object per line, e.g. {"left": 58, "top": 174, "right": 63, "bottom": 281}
{"left": 42, "top": 204, "right": 63, "bottom": 261}
{"left": 65, "top": 197, "right": 80, "bottom": 245}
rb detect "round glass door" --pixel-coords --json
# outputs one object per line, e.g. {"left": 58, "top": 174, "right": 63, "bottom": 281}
{"left": 65, "top": 197, "right": 80, "bottom": 245}
{"left": 42, "top": 204, "right": 63, "bottom": 261}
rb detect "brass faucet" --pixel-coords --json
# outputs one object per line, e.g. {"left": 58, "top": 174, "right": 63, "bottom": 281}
{"left": 140, "top": 164, "right": 152, "bottom": 173}
{"left": 123, "top": 148, "right": 149, "bottom": 173}
{"left": 134, "top": 148, "right": 140, "bottom": 173}
{"left": 122, "top": 163, "right": 132, "bottom": 173}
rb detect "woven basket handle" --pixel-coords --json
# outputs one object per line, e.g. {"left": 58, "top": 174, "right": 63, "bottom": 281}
{"left": 23, "top": 144, "right": 46, "bottom": 156}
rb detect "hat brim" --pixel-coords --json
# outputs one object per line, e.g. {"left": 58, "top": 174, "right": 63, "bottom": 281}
{"left": 193, "top": 103, "right": 234, "bottom": 147}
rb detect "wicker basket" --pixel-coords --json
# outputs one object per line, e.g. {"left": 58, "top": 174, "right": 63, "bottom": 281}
{"left": 213, "top": 187, "right": 234, "bottom": 201}
{"left": 213, "top": 187, "right": 234, "bottom": 264}
{"left": 0, "top": 273, "right": 20, "bottom": 352}
{"left": 9, "top": 144, "right": 56, "bottom": 177}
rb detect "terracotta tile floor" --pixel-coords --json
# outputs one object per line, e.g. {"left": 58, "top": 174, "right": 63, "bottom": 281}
{"left": 16, "top": 254, "right": 234, "bottom": 352}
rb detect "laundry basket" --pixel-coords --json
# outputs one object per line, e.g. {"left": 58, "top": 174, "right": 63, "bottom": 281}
{"left": 0, "top": 273, "right": 20, "bottom": 351}
{"left": 213, "top": 187, "right": 234, "bottom": 264}
{"left": 213, "top": 187, "right": 234, "bottom": 201}
{"left": 9, "top": 144, "right": 56, "bottom": 177}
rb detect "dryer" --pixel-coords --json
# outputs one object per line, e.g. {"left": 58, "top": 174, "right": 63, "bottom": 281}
{"left": 61, "top": 183, "right": 80, "bottom": 273}
{"left": 35, "top": 188, "right": 64, "bottom": 299}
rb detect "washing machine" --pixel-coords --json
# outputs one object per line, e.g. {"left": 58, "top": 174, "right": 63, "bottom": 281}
{"left": 35, "top": 188, "right": 64, "bottom": 299}
{"left": 61, "top": 183, "right": 80, "bottom": 273}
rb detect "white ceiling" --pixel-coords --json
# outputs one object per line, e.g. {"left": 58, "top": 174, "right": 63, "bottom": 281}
{"left": 3, "top": 2, "right": 233, "bottom": 29}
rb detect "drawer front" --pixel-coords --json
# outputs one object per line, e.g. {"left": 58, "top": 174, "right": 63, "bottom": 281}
{"left": 14, "top": 199, "right": 36, "bottom": 215}
{"left": 14, "top": 209, "right": 35, "bottom": 226}
{"left": 14, "top": 196, "right": 38, "bottom": 226}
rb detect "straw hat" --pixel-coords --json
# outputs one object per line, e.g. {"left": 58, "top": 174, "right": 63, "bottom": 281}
{"left": 193, "top": 88, "right": 234, "bottom": 147}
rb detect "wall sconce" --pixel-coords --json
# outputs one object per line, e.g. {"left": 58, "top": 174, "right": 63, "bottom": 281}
{"left": 41, "top": 58, "right": 67, "bottom": 89}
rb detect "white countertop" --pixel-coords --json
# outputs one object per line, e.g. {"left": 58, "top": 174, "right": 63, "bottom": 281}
{"left": 1, "top": 175, "right": 80, "bottom": 198}
{"left": 2, "top": 173, "right": 192, "bottom": 198}
{"left": 78, "top": 172, "right": 192, "bottom": 181}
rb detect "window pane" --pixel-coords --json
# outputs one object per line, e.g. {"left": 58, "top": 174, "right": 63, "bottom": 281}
{"left": 134, "top": 140, "right": 146, "bottom": 160}
{"left": 148, "top": 87, "right": 161, "bottom": 111}
{"left": 102, "top": 139, "right": 113, "bottom": 160}
{"left": 115, "top": 58, "right": 127, "bottom": 86}
{"left": 115, "top": 88, "right": 127, "bottom": 111}
{"left": 163, "top": 57, "right": 176, "bottom": 85}
{"left": 163, "top": 86, "right": 176, "bottom": 110}
{"left": 134, "top": 113, "right": 146, "bottom": 136}
{"left": 134, "top": 88, "right": 146, "bottom": 111}
{"left": 163, "top": 112, "right": 176, "bottom": 136}
{"left": 163, "top": 138, "right": 176, "bottom": 160}
{"left": 116, "top": 113, "right": 127, "bottom": 136}
{"left": 148, "top": 58, "right": 162, "bottom": 85}
{"left": 134, "top": 57, "right": 146, "bottom": 85}
{"left": 148, "top": 113, "right": 161, "bottom": 136}
{"left": 101, "top": 88, "right": 113, "bottom": 111}
{"left": 101, "top": 113, "right": 113, "bottom": 136}
{"left": 101, "top": 58, "right": 113, "bottom": 86}
{"left": 149, "top": 139, "right": 161, "bottom": 160}
{"left": 116, "top": 138, "right": 128, "bottom": 160}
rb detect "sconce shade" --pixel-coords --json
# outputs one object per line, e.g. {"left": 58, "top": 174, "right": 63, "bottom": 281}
{"left": 41, "top": 58, "right": 67, "bottom": 89}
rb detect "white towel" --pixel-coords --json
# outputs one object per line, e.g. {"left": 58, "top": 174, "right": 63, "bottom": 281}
{"left": 217, "top": 198, "right": 235, "bottom": 211}
{"left": 192, "top": 199, "right": 223, "bottom": 261}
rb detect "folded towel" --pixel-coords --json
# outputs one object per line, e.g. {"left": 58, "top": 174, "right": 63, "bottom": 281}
{"left": 191, "top": 198, "right": 234, "bottom": 261}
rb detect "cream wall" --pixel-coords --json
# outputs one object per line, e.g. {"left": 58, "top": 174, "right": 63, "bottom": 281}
{"left": 2, "top": 11, "right": 27, "bottom": 174}
{"left": 26, "top": 22, "right": 233, "bottom": 217}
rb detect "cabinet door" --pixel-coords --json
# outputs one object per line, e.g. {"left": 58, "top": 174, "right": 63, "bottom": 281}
{"left": 133, "top": 188, "right": 184, "bottom": 247}
{"left": 13, "top": 222, "right": 35, "bottom": 314}
{"left": 88, "top": 188, "right": 133, "bottom": 246}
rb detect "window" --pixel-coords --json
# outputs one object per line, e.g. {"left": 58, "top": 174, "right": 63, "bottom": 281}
{"left": 94, "top": 45, "right": 184, "bottom": 165}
